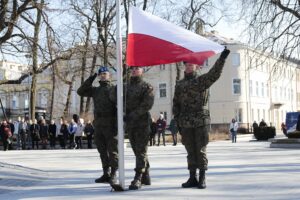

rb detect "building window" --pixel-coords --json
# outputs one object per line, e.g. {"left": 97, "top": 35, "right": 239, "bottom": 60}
{"left": 249, "top": 80, "right": 253, "bottom": 96}
{"left": 232, "top": 53, "right": 240, "bottom": 66}
{"left": 24, "top": 93, "right": 29, "bottom": 108}
{"left": 37, "top": 88, "right": 49, "bottom": 107}
{"left": 159, "top": 83, "right": 167, "bottom": 98}
{"left": 261, "top": 82, "right": 264, "bottom": 97}
{"left": 233, "top": 79, "right": 241, "bottom": 95}
{"left": 257, "top": 109, "right": 260, "bottom": 122}
{"left": 160, "top": 111, "right": 167, "bottom": 121}
{"left": 12, "top": 95, "right": 18, "bottom": 109}
{"left": 159, "top": 65, "right": 166, "bottom": 70}
{"left": 251, "top": 109, "right": 254, "bottom": 122}
{"left": 235, "top": 108, "right": 242, "bottom": 122}
{"left": 266, "top": 83, "right": 269, "bottom": 97}
{"left": 256, "top": 81, "right": 259, "bottom": 96}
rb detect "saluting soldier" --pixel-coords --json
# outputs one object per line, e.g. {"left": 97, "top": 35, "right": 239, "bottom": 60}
{"left": 77, "top": 66, "right": 118, "bottom": 185}
{"left": 173, "top": 48, "right": 230, "bottom": 189}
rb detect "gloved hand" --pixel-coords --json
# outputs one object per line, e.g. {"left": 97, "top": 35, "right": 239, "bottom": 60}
{"left": 220, "top": 47, "right": 230, "bottom": 59}
{"left": 90, "top": 73, "right": 97, "bottom": 81}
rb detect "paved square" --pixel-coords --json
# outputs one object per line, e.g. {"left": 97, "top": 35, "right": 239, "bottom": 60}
{"left": 1, "top": 135, "right": 300, "bottom": 200}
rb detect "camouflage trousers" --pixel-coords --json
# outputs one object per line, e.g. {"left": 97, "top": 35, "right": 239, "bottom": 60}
{"left": 181, "top": 125, "right": 209, "bottom": 170}
{"left": 94, "top": 125, "right": 118, "bottom": 171}
{"left": 127, "top": 126, "right": 150, "bottom": 173}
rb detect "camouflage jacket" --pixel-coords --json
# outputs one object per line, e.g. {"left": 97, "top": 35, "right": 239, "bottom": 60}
{"left": 172, "top": 57, "right": 226, "bottom": 128}
{"left": 77, "top": 75, "right": 116, "bottom": 127}
{"left": 125, "top": 76, "right": 154, "bottom": 128}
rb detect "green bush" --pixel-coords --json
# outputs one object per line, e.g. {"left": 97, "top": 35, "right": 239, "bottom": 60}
{"left": 254, "top": 127, "right": 276, "bottom": 140}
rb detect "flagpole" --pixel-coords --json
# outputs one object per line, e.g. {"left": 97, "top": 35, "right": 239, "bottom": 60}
{"left": 116, "top": 0, "right": 125, "bottom": 189}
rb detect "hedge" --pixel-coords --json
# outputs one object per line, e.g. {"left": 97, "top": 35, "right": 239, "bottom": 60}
{"left": 253, "top": 127, "right": 276, "bottom": 140}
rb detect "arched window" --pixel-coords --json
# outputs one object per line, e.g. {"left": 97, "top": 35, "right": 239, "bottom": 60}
{"left": 37, "top": 88, "right": 49, "bottom": 107}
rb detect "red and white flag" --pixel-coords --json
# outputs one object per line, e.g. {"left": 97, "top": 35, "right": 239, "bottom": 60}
{"left": 126, "top": 7, "right": 224, "bottom": 67}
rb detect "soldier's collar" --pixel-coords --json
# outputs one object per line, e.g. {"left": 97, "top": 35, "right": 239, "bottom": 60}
{"left": 99, "top": 80, "right": 110, "bottom": 86}
{"left": 184, "top": 72, "right": 197, "bottom": 80}
{"left": 130, "top": 76, "right": 142, "bottom": 83}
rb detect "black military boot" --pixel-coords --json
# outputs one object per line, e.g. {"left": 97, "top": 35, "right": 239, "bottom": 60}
{"left": 141, "top": 170, "right": 151, "bottom": 185}
{"left": 129, "top": 172, "right": 143, "bottom": 190}
{"left": 198, "top": 170, "right": 206, "bottom": 189}
{"left": 182, "top": 170, "right": 198, "bottom": 188}
{"left": 109, "top": 168, "right": 117, "bottom": 185}
{"left": 95, "top": 168, "right": 111, "bottom": 183}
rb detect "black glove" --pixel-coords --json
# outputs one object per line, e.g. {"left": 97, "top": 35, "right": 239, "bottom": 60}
{"left": 220, "top": 48, "right": 230, "bottom": 59}
{"left": 90, "top": 73, "right": 97, "bottom": 81}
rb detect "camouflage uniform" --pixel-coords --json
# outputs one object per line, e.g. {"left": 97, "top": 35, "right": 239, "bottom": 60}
{"left": 125, "top": 76, "right": 154, "bottom": 173}
{"left": 77, "top": 75, "right": 118, "bottom": 174}
{"left": 173, "top": 57, "right": 226, "bottom": 171}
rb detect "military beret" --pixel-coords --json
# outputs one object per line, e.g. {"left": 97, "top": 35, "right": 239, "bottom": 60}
{"left": 98, "top": 66, "right": 109, "bottom": 74}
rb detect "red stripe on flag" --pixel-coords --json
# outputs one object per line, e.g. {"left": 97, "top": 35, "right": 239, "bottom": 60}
{"left": 126, "top": 33, "right": 215, "bottom": 66}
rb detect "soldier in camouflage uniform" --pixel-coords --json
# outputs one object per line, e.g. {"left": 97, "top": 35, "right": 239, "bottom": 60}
{"left": 77, "top": 66, "right": 118, "bottom": 185}
{"left": 125, "top": 66, "right": 154, "bottom": 190}
{"left": 173, "top": 48, "right": 230, "bottom": 189}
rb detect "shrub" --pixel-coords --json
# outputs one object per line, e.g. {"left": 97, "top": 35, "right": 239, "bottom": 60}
{"left": 253, "top": 127, "right": 276, "bottom": 140}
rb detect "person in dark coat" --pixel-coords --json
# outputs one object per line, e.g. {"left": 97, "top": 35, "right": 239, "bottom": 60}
{"left": 156, "top": 114, "right": 167, "bottom": 146}
{"left": 39, "top": 119, "right": 49, "bottom": 149}
{"left": 84, "top": 120, "right": 94, "bottom": 149}
{"left": 149, "top": 118, "right": 156, "bottom": 146}
{"left": 259, "top": 119, "right": 267, "bottom": 127}
{"left": 30, "top": 119, "right": 40, "bottom": 149}
{"left": 169, "top": 118, "right": 178, "bottom": 146}
{"left": 0, "top": 120, "right": 12, "bottom": 151}
{"left": 48, "top": 120, "right": 57, "bottom": 149}
{"left": 60, "top": 119, "right": 69, "bottom": 149}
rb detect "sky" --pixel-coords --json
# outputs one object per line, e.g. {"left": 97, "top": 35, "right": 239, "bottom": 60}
{"left": 0, "top": 1, "right": 247, "bottom": 64}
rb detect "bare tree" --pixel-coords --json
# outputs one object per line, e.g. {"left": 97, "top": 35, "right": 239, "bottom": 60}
{"left": 239, "top": 0, "right": 300, "bottom": 60}
{"left": 174, "top": 0, "right": 226, "bottom": 81}
{"left": 0, "top": 0, "right": 35, "bottom": 45}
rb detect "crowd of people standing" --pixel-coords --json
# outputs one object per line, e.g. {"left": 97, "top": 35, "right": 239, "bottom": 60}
{"left": 0, "top": 115, "right": 95, "bottom": 151}
{"left": 149, "top": 114, "right": 178, "bottom": 147}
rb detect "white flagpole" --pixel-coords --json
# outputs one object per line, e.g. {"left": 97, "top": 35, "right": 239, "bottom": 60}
{"left": 116, "top": 0, "right": 125, "bottom": 188}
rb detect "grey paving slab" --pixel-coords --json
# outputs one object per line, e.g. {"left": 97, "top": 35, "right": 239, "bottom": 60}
{"left": 0, "top": 134, "right": 299, "bottom": 200}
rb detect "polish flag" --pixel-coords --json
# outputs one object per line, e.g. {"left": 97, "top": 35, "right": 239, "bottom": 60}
{"left": 126, "top": 7, "right": 224, "bottom": 67}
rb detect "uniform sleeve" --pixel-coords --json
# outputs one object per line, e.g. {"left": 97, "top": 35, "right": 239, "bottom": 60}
{"left": 197, "top": 56, "right": 226, "bottom": 91}
{"left": 172, "top": 84, "right": 181, "bottom": 121}
{"left": 77, "top": 75, "right": 97, "bottom": 97}
{"left": 109, "top": 85, "right": 117, "bottom": 104}
{"left": 128, "top": 84, "right": 154, "bottom": 119}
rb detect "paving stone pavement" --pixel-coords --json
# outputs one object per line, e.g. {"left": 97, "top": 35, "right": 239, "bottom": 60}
{"left": 0, "top": 162, "right": 48, "bottom": 195}
{"left": 0, "top": 134, "right": 300, "bottom": 200}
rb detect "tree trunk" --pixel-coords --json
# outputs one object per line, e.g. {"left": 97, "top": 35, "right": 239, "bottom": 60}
{"left": 49, "top": 67, "right": 55, "bottom": 121}
{"left": 63, "top": 75, "right": 76, "bottom": 118}
{"left": 30, "top": 0, "right": 43, "bottom": 121}
{"left": 30, "top": 73, "right": 37, "bottom": 120}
